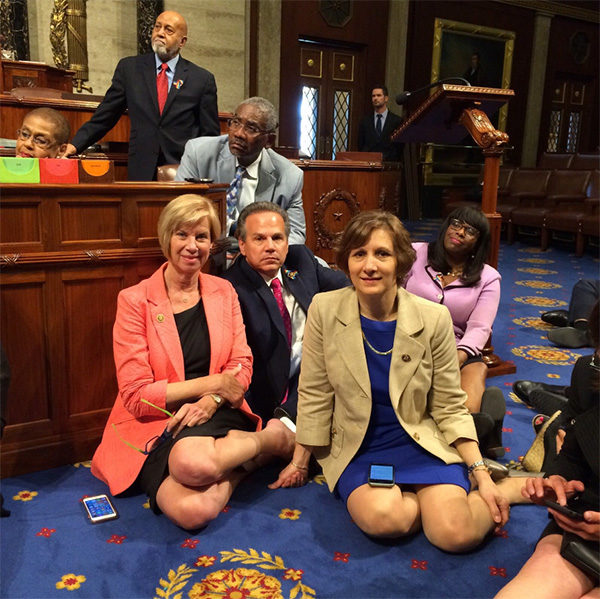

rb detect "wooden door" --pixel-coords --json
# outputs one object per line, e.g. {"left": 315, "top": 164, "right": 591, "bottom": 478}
{"left": 544, "top": 77, "right": 592, "bottom": 153}
{"left": 298, "top": 42, "right": 364, "bottom": 160}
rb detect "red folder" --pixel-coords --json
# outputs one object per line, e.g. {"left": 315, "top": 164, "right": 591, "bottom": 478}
{"left": 39, "top": 158, "right": 79, "bottom": 183}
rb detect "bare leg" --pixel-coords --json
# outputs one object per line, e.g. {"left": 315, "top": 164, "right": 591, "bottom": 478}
{"left": 168, "top": 418, "right": 295, "bottom": 487}
{"left": 346, "top": 484, "right": 421, "bottom": 538}
{"left": 156, "top": 468, "right": 246, "bottom": 530}
{"left": 461, "top": 361, "right": 488, "bottom": 413}
{"left": 495, "top": 535, "right": 598, "bottom": 598}
{"left": 155, "top": 419, "right": 294, "bottom": 530}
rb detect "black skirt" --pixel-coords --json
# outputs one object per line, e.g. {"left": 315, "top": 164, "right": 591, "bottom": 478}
{"left": 133, "top": 408, "right": 255, "bottom": 514}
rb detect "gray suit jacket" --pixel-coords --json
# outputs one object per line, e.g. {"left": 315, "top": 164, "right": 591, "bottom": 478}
{"left": 296, "top": 286, "right": 477, "bottom": 491}
{"left": 175, "top": 134, "right": 306, "bottom": 243}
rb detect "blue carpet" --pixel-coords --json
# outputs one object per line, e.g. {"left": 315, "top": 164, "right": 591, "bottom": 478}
{"left": 1, "top": 226, "right": 598, "bottom": 599}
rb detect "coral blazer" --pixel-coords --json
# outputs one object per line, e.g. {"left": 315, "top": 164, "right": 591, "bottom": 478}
{"left": 295, "top": 286, "right": 477, "bottom": 492}
{"left": 91, "top": 263, "right": 257, "bottom": 495}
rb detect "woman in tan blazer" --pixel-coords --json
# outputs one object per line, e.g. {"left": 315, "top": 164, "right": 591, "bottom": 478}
{"left": 272, "top": 211, "right": 525, "bottom": 552}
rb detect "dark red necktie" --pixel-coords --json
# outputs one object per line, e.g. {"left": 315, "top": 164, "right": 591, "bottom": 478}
{"left": 271, "top": 278, "right": 292, "bottom": 347}
{"left": 157, "top": 63, "right": 169, "bottom": 114}
{"left": 271, "top": 278, "right": 292, "bottom": 404}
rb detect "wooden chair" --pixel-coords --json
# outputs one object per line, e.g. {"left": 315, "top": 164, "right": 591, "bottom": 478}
{"left": 156, "top": 164, "right": 179, "bottom": 181}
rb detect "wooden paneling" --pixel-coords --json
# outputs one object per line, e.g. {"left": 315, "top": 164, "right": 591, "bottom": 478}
{"left": 0, "top": 182, "right": 226, "bottom": 477}
{"left": 295, "top": 158, "right": 401, "bottom": 264}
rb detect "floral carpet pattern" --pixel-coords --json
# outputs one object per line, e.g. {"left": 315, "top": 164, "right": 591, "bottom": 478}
{"left": 1, "top": 227, "right": 598, "bottom": 599}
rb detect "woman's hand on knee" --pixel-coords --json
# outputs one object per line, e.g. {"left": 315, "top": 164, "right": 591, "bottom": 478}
{"left": 167, "top": 396, "right": 217, "bottom": 437}
{"left": 478, "top": 479, "right": 510, "bottom": 529}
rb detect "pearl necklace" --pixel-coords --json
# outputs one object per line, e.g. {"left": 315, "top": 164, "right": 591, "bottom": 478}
{"left": 362, "top": 332, "right": 393, "bottom": 356}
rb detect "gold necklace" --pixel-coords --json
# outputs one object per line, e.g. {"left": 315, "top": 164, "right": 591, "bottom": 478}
{"left": 362, "top": 332, "right": 393, "bottom": 356}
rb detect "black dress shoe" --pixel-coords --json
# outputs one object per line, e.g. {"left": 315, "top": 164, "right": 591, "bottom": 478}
{"left": 479, "top": 387, "right": 506, "bottom": 459}
{"left": 512, "top": 380, "right": 568, "bottom": 405}
{"left": 548, "top": 327, "right": 592, "bottom": 349}
{"left": 541, "top": 309, "right": 569, "bottom": 327}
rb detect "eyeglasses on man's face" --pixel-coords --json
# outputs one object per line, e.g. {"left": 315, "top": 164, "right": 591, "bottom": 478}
{"left": 16, "top": 129, "right": 56, "bottom": 150}
{"left": 227, "top": 117, "right": 271, "bottom": 137}
{"left": 448, "top": 218, "right": 480, "bottom": 239}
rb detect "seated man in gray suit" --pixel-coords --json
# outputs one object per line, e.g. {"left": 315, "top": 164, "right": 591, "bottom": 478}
{"left": 176, "top": 97, "right": 306, "bottom": 244}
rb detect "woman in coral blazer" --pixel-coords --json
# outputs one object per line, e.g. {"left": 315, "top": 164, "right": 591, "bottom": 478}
{"left": 92, "top": 194, "right": 294, "bottom": 530}
{"left": 273, "top": 211, "right": 526, "bottom": 552}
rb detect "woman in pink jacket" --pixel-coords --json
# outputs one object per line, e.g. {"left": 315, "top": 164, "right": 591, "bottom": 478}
{"left": 92, "top": 194, "right": 294, "bottom": 530}
{"left": 404, "top": 207, "right": 505, "bottom": 458}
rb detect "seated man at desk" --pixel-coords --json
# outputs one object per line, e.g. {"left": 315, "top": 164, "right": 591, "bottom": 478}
{"left": 16, "top": 108, "right": 70, "bottom": 159}
{"left": 222, "top": 202, "right": 348, "bottom": 429}
{"left": 176, "top": 97, "right": 306, "bottom": 244}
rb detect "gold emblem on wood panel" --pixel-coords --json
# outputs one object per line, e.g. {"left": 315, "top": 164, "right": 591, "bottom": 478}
{"left": 314, "top": 189, "right": 360, "bottom": 250}
{"left": 300, "top": 48, "right": 322, "bottom": 79}
{"left": 333, "top": 53, "right": 354, "bottom": 81}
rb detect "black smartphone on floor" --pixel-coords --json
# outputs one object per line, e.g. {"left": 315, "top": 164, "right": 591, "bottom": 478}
{"left": 368, "top": 464, "right": 395, "bottom": 488}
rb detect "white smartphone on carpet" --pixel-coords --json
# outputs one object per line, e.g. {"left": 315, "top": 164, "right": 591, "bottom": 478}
{"left": 83, "top": 494, "right": 119, "bottom": 523}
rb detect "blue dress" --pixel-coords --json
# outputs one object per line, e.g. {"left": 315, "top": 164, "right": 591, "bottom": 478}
{"left": 335, "top": 316, "right": 470, "bottom": 502}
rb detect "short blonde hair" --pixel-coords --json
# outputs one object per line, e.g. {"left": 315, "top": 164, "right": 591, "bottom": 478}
{"left": 157, "top": 194, "right": 221, "bottom": 260}
{"left": 336, "top": 210, "right": 415, "bottom": 284}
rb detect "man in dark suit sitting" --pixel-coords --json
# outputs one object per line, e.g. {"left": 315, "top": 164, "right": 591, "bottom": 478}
{"left": 357, "top": 85, "right": 403, "bottom": 162}
{"left": 62, "top": 11, "right": 220, "bottom": 181}
{"left": 222, "top": 202, "right": 348, "bottom": 427}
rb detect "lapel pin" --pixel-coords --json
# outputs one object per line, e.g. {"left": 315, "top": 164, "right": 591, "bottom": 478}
{"left": 174, "top": 80, "right": 183, "bottom": 89}
{"left": 157, "top": 314, "right": 165, "bottom": 322}
{"left": 284, "top": 269, "right": 298, "bottom": 280}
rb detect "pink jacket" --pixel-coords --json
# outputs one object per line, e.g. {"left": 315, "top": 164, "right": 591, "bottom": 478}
{"left": 91, "top": 263, "right": 257, "bottom": 495}
{"left": 404, "top": 242, "right": 501, "bottom": 356}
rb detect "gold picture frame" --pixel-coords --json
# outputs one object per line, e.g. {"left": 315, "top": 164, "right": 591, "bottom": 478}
{"left": 424, "top": 18, "right": 515, "bottom": 186}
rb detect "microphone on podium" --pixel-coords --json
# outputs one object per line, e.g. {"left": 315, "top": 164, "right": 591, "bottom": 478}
{"left": 395, "top": 77, "right": 471, "bottom": 105}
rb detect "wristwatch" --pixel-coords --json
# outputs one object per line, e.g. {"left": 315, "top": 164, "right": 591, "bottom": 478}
{"left": 212, "top": 394, "right": 223, "bottom": 406}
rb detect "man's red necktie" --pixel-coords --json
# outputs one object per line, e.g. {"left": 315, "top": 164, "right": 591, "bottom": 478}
{"left": 157, "top": 63, "right": 169, "bottom": 114}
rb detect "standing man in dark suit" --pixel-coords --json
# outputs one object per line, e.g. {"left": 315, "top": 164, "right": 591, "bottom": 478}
{"left": 357, "top": 85, "right": 403, "bottom": 162}
{"left": 222, "top": 202, "right": 348, "bottom": 426}
{"left": 62, "top": 11, "right": 220, "bottom": 181}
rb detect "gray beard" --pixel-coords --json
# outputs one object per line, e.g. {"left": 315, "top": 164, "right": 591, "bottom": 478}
{"left": 152, "top": 40, "right": 176, "bottom": 61}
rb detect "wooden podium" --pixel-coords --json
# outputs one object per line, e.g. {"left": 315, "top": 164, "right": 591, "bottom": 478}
{"left": 392, "top": 84, "right": 516, "bottom": 375}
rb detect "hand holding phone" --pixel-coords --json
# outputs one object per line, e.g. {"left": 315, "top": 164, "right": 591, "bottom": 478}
{"left": 368, "top": 464, "right": 395, "bottom": 488}
{"left": 544, "top": 495, "right": 585, "bottom": 521}
{"left": 83, "top": 494, "right": 119, "bottom": 523}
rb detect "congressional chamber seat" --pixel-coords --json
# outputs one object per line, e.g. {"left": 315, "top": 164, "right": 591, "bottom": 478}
{"left": 157, "top": 164, "right": 179, "bottom": 181}
{"left": 509, "top": 169, "right": 591, "bottom": 247}
{"left": 545, "top": 169, "right": 599, "bottom": 255}
{"left": 497, "top": 169, "right": 551, "bottom": 241}
{"left": 537, "top": 152, "right": 574, "bottom": 169}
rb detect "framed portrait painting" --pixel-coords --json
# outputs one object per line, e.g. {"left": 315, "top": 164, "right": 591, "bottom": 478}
{"left": 431, "top": 18, "right": 515, "bottom": 131}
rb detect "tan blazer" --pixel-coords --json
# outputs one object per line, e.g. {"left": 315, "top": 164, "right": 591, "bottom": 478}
{"left": 296, "top": 286, "right": 477, "bottom": 491}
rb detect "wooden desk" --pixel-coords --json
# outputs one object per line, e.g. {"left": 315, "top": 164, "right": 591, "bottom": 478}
{"left": 0, "top": 93, "right": 231, "bottom": 180}
{"left": 0, "top": 182, "right": 225, "bottom": 476}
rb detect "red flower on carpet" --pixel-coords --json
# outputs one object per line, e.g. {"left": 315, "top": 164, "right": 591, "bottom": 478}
{"left": 494, "top": 529, "right": 509, "bottom": 538}
{"left": 278, "top": 508, "right": 301, "bottom": 520}
{"left": 283, "top": 568, "right": 304, "bottom": 580}
{"left": 489, "top": 566, "right": 507, "bottom": 577}
{"left": 107, "top": 535, "right": 126, "bottom": 544}
{"left": 506, "top": 410, "right": 513, "bottom": 415}
{"left": 36, "top": 527, "right": 56, "bottom": 537}
{"left": 182, "top": 538, "right": 199, "bottom": 549}
{"left": 411, "top": 560, "right": 428, "bottom": 570}
{"left": 55, "top": 573, "right": 86, "bottom": 590}
{"left": 503, "top": 427, "right": 513, "bottom": 433}
{"left": 222, "top": 505, "right": 230, "bottom": 513}
{"left": 13, "top": 490, "right": 38, "bottom": 502}
{"left": 195, "top": 555, "right": 217, "bottom": 567}
{"left": 334, "top": 552, "right": 350, "bottom": 562}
